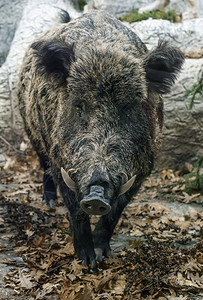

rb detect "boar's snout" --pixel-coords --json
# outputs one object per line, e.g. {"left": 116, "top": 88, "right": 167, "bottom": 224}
{"left": 80, "top": 185, "right": 111, "bottom": 215}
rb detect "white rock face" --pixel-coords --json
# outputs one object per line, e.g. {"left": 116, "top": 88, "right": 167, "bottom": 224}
{"left": 138, "top": 0, "right": 170, "bottom": 14}
{"left": 127, "top": 18, "right": 203, "bottom": 52}
{"left": 0, "top": 0, "right": 27, "bottom": 66}
{"left": 138, "top": 0, "right": 198, "bottom": 20}
{"left": 84, "top": 0, "right": 151, "bottom": 17}
{"left": 85, "top": 0, "right": 203, "bottom": 18}
{"left": 157, "top": 59, "right": 203, "bottom": 168}
{"left": 0, "top": 0, "right": 80, "bottom": 133}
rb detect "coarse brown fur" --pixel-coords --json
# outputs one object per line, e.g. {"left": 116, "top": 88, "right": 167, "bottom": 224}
{"left": 18, "top": 11, "right": 184, "bottom": 268}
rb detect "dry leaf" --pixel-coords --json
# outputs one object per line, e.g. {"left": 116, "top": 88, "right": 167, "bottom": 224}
{"left": 95, "top": 270, "right": 117, "bottom": 292}
{"left": 52, "top": 240, "right": 75, "bottom": 257}
{"left": 70, "top": 259, "right": 86, "bottom": 276}
{"left": 67, "top": 284, "right": 93, "bottom": 300}
{"left": 18, "top": 270, "right": 36, "bottom": 289}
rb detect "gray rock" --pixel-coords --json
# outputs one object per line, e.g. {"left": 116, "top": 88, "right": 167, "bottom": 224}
{"left": 128, "top": 18, "right": 203, "bottom": 52}
{"left": 157, "top": 59, "right": 203, "bottom": 168}
{"left": 84, "top": 0, "right": 203, "bottom": 18}
{"left": 0, "top": 0, "right": 27, "bottom": 67}
{"left": 0, "top": 0, "right": 80, "bottom": 134}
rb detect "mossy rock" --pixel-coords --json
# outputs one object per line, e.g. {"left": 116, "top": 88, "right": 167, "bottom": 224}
{"left": 78, "top": 0, "right": 87, "bottom": 11}
{"left": 184, "top": 172, "right": 203, "bottom": 194}
{"left": 185, "top": 69, "right": 203, "bottom": 109}
{"left": 120, "top": 9, "right": 179, "bottom": 23}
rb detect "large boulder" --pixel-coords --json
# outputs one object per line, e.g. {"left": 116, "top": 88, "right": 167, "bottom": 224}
{"left": 127, "top": 18, "right": 203, "bottom": 52}
{"left": 157, "top": 58, "right": 203, "bottom": 168}
{"left": 0, "top": 0, "right": 80, "bottom": 136}
{"left": 0, "top": 0, "right": 27, "bottom": 67}
{"left": 84, "top": 0, "right": 203, "bottom": 18}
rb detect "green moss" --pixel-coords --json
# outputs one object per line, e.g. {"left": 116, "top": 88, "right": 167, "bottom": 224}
{"left": 185, "top": 69, "right": 203, "bottom": 109}
{"left": 78, "top": 0, "right": 87, "bottom": 11}
{"left": 61, "top": 229, "right": 71, "bottom": 235}
{"left": 120, "top": 9, "right": 179, "bottom": 23}
{"left": 184, "top": 215, "right": 190, "bottom": 221}
{"left": 184, "top": 157, "right": 203, "bottom": 194}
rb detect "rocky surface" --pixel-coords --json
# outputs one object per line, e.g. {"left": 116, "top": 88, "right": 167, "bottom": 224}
{"left": 0, "top": 0, "right": 27, "bottom": 67}
{"left": 127, "top": 18, "right": 203, "bottom": 52}
{"left": 85, "top": 0, "right": 203, "bottom": 18}
{"left": 0, "top": 0, "right": 80, "bottom": 134}
{"left": 158, "top": 58, "right": 203, "bottom": 168}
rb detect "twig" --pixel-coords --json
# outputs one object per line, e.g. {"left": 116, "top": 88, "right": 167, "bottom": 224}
{"left": 0, "top": 135, "right": 23, "bottom": 154}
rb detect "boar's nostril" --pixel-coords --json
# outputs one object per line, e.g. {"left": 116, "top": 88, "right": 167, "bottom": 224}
{"left": 80, "top": 199, "right": 111, "bottom": 215}
{"left": 84, "top": 204, "right": 92, "bottom": 210}
{"left": 99, "top": 206, "right": 107, "bottom": 213}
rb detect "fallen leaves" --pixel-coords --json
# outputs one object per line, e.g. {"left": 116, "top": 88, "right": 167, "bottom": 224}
{"left": 0, "top": 150, "right": 202, "bottom": 299}
{"left": 18, "top": 269, "right": 37, "bottom": 289}
{"left": 123, "top": 240, "right": 203, "bottom": 297}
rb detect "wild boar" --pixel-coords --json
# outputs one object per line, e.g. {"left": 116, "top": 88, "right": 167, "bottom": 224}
{"left": 18, "top": 10, "right": 184, "bottom": 269}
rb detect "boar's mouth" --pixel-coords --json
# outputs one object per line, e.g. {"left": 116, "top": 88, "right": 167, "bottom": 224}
{"left": 61, "top": 168, "right": 137, "bottom": 215}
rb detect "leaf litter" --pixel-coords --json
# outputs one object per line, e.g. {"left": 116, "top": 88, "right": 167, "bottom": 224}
{"left": 0, "top": 148, "right": 202, "bottom": 299}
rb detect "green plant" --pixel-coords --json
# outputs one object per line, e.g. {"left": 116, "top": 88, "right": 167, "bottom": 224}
{"left": 61, "top": 229, "right": 71, "bottom": 235}
{"left": 78, "top": 0, "right": 87, "bottom": 11}
{"left": 185, "top": 69, "right": 203, "bottom": 109}
{"left": 184, "top": 156, "right": 203, "bottom": 194}
{"left": 120, "top": 9, "right": 179, "bottom": 23}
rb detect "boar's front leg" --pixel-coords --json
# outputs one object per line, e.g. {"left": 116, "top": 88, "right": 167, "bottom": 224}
{"left": 93, "top": 194, "right": 133, "bottom": 262}
{"left": 42, "top": 172, "right": 57, "bottom": 208}
{"left": 38, "top": 157, "right": 57, "bottom": 208}
{"left": 59, "top": 181, "right": 97, "bottom": 269}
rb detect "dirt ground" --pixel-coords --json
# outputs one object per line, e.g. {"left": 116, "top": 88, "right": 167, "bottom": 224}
{"left": 0, "top": 145, "right": 202, "bottom": 300}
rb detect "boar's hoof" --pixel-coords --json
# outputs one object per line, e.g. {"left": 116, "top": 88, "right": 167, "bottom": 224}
{"left": 95, "top": 246, "right": 113, "bottom": 262}
{"left": 42, "top": 191, "right": 56, "bottom": 209}
{"left": 77, "top": 249, "right": 97, "bottom": 270}
{"left": 80, "top": 185, "right": 111, "bottom": 215}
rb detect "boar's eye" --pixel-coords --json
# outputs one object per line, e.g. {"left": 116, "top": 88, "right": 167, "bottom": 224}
{"left": 75, "top": 105, "right": 82, "bottom": 117}
{"left": 75, "top": 103, "right": 85, "bottom": 119}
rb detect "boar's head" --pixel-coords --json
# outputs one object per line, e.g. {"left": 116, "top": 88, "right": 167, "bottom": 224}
{"left": 32, "top": 39, "right": 184, "bottom": 215}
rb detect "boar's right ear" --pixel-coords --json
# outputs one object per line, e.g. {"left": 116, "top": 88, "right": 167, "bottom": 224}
{"left": 31, "top": 39, "right": 75, "bottom": 77}
{"left": 144, "top": 41, "right": 184, "bottom": 94}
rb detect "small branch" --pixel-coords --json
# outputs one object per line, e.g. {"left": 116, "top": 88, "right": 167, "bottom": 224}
{"left": 0, "top": 135, "right": 23, "bottom": 154}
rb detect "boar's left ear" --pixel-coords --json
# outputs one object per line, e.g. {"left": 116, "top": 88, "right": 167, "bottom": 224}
{"left": 144, "top": 41, "right": 184, "bottom": 94}
{"left": 31, "top": 39, "right": 75, "bottom": 77}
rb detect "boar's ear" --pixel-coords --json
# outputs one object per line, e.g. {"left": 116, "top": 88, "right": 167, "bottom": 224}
{"left": 144, "top": 41, "right": 184, "bottom": 94}
{"left": 31, "top": 39, "right": 75, "bottom": 77}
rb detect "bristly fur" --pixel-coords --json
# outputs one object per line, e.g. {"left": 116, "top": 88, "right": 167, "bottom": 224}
{"left": 60, "top": 9, "right": 71, "bottom": 23}
{"left": 18, "top": 10, "right": 184, "bottom": 267}
{"left": 144, "top": 40, "right": 184, "bottom": 94}
{"left": 31, "top": 39, "right": 75, "bottom": 78}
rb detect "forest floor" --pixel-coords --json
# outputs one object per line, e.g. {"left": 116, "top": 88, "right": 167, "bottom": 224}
{"left": 0, "top": 145, "right": 202, "bottom": 300}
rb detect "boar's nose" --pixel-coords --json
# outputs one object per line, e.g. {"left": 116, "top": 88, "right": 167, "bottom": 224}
{"left": 80, "top": 185, "right": 111, "bottom": 215}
